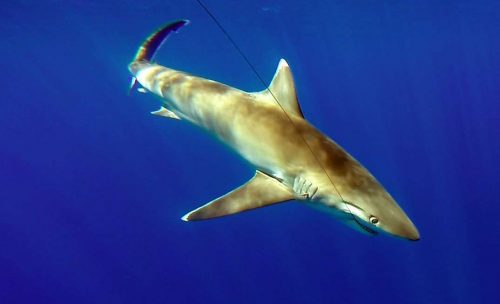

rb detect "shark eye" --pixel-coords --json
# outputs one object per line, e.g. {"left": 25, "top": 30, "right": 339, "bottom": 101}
{"left": 369, "top": 216, "right": 379, "bottom": 225}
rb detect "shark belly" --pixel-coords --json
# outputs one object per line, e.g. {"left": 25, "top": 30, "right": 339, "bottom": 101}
{"left": 149, "top": 69, "right": 322, "bottom": 193}
{"left": 136, "top": 65, "right": 303, "bottom": 169}
{"left": 136, "top": 64, "right": 352, "bottom": 203}
{"left": 180, "top": 88, "right": 331, "bottom": 200}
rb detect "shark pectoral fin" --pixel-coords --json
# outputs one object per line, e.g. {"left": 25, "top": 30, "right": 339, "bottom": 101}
{"left": 181, "top": 171, "right": 295, "bottom": 221}
{"left": 151, "top": 107, "right": 181, "bottom": 120}
{"left": 265, "top": 59, "right": 304, "bottom": 118}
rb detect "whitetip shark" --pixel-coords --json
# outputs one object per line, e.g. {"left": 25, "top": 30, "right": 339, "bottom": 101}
{"left": 128, "top": 20, "right": 420, "bottom": 241}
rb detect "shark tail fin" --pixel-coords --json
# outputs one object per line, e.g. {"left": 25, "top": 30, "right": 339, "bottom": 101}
{"left": 129, "top": 19, "right": 189, "bottom": 94}
{"left": 132, "top": 19, "right": 190, "bottom": 63}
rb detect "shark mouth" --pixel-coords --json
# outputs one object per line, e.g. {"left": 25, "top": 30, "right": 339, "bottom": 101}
{"left": 354, "top": 218, "right": 378, "bottom": 236}
{"left": 340, "top": 201, "right": 379, "bottom": 236}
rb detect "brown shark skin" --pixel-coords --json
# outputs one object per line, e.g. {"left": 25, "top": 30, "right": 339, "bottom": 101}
{"left": 129, "top": 60, "right": 419, "bottom": 240}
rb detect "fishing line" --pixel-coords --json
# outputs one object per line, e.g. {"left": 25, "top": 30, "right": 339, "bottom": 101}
{"left": 194, "top": 0, "right": 362, "bottom": 226}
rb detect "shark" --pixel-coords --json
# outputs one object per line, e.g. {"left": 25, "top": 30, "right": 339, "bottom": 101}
{"left": 128, "top": 20, "right": 420, "bottom": 241}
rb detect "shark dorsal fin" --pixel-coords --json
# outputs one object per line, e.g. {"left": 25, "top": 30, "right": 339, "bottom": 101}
{"left": 265, "top": 59, "right": 304, "bottom": 118}
{"left": 181, "top": 171, "right": 295, "bottom": 221}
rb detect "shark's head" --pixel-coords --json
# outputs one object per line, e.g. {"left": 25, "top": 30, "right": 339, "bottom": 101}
{"left": 315, "top": 176, "right": 420, "bottom": 241}
{"left": 335, "top": 191, "right": 420, "bottom": 241}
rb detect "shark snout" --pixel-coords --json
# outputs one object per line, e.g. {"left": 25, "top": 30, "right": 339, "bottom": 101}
{"left": 386, "top": 218, "right": 420, "bottom": 241}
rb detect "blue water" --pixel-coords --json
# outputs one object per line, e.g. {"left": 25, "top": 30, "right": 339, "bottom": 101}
{"left": 1, "top": 1, "right": 499, "bottom": 303}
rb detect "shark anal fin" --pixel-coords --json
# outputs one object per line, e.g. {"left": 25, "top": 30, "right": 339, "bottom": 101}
{"left": 265, "top": 59, "right": 304, "bottom": 118}
{"left": 151, "top": 107, "right": 180, "bottom": 120}
{"left": 182, "top": 171, "right": 295, "bottom": 221}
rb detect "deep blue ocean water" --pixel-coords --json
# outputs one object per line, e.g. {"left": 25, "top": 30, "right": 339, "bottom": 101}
{"left": 1, "top": 1, "right": 499, "bottom": 303}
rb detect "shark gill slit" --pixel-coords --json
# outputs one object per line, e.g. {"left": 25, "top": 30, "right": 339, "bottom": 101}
{"left": 194, "top": 0, "right": 360, "bottom": 224}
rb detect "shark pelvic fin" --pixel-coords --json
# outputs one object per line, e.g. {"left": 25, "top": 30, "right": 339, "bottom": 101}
{"left": 181, "top": 171, "right": 295, "bottom": 221}
{"left": 264, "top": 59, "right": 304, "bottom": 118}
{"left": 151, "top": 107, "right": 181, "bottom": 120}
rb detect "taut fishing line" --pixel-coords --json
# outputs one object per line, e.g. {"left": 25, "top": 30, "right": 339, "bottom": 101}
{"left": 194, "top": 0, "right": 362, "bottom": 227}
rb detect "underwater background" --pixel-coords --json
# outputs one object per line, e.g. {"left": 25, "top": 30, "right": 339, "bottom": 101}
{"left": 1, "top": 0, "right": 499, "bottom": 303}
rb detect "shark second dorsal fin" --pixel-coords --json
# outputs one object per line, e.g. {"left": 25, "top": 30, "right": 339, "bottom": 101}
{"left": 264, "top": 59, "right": 304, "bottom": 118}
{"left": 181, "top": 171, "right": 295, "bottom": 221}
